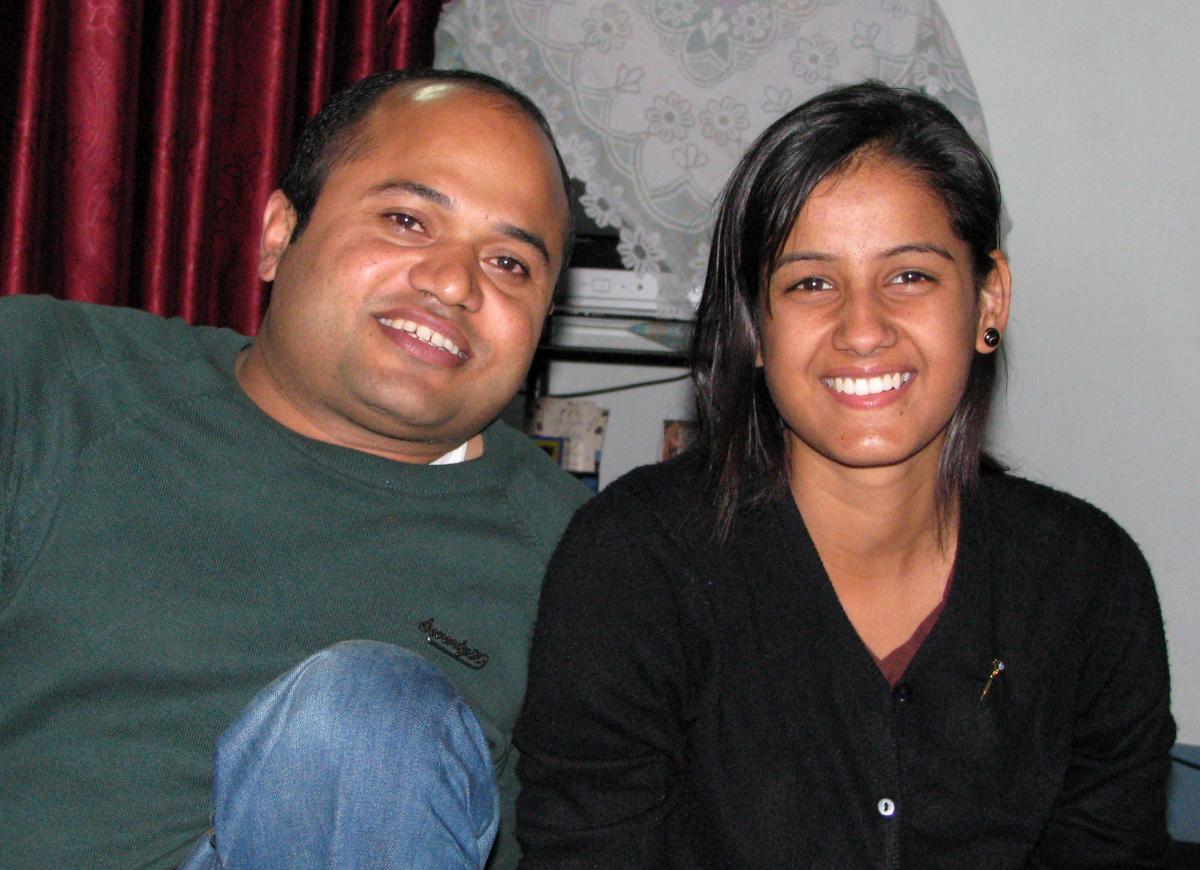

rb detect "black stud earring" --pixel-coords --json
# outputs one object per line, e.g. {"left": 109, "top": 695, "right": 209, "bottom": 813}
{"left": 982, "top": 327, "right": 1001, "bottom": 348}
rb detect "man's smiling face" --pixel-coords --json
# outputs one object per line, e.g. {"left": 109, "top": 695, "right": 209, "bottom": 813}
{"left": 244, "top": 84, "right": 569, "bottom": 462}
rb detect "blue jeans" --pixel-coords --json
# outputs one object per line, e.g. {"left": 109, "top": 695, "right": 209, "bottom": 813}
{"left": 178, "top": 641, "right": 498, "bottom": 869}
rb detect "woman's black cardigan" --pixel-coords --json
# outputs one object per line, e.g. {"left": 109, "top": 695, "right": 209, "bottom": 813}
{"left": 515, "top": 454, "right": 1174, "bottom": 868}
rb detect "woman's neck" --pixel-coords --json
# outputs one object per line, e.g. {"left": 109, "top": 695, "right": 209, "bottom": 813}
{"left": 788, "top": 447, "right": 959, "bottom": 658}
{"left": 788, "top": 447, "right": 957, "bottom": 587}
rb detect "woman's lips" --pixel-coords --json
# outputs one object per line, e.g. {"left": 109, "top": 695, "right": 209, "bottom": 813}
{"left": 821, "top": 371, "right": 912, "bottom": 396}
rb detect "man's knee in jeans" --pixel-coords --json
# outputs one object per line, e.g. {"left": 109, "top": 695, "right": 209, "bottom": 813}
{"left": 185, "top": 641, "right": 499, "bottom": 869}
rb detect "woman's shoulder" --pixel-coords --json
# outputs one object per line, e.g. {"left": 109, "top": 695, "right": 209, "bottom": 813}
{"left": 980, "top": 471, "right": 1135, "bottom": 545}
{"left": 557, "top": 450, "right": 712, "bottom": 557}
{"left": 977, "top": 471, "right": 1150, "bottom": 593}
{"left": 576, "top": 449, "right": 706, "bottom": 517}
{"left": 604, "top": 449, "right": 707, "bottom": 503}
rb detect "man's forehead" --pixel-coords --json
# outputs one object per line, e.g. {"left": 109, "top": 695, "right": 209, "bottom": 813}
{"left": 406, "top": 82, "right": 468, "bottom": 104}
{"left": 358, "top": 85, "right": 565, "bottom": 197}
{"left": 334, "top": 86, "right": 485, "bottom": 176}
{"left": 370, "top": 82, "right": 515, "bottom": 124}
{"left": 320, "top": 80, "right": 570, "bottom": 258}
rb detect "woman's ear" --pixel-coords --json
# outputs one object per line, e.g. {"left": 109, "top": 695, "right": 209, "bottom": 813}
{"left": 975, "top": 250, "right": 1012, "bottom": 353}
{"left": 258, "top": 190, "right": 297, "bottom": 282}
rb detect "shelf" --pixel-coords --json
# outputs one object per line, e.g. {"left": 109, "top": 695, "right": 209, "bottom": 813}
{"left": 525, "top": 309, "right": 692, "bottom": 412}
{"left": 535, "top": 344, "right": 686, "bottom": 366}
{"left": 536, "top": 308, "right": 692, "bottom": 367}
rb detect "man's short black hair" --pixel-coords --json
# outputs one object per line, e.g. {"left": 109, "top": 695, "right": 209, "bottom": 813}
{"left": 279, "top": 69, "right": 574, "bottom": 257}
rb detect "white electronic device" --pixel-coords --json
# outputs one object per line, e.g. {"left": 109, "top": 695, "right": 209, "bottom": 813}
{"left": 561, "top": 267, "right": 659, "bottom": 313}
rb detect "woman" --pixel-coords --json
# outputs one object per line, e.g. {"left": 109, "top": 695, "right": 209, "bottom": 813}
{"left": 513, "top": 82, "right": 1174, "bottom": 867}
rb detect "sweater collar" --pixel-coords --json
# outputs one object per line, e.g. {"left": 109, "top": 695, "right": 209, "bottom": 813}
{"left": 731, "top": 484, "right": 1003, "bottom": 702}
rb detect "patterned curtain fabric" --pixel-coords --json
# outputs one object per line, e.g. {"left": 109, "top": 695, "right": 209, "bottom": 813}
{"left": 436, "top": 0, "right": 990, "bottom": 318}
{"left": 0, "top": 0, "right": 444, "bottom": 334}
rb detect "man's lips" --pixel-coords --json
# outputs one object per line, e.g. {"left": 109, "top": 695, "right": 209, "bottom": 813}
{"left": 376, "top": 311, "right": 471, "bottom": 360}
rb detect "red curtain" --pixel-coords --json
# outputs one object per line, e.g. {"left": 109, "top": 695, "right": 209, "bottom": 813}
{"left": 0, "top": 0, "right": 445, "bottom": 334}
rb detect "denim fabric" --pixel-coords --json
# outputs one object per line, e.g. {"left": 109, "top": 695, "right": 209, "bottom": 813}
{"left": 178, "top": 641, "right": 498, "bottom": 869}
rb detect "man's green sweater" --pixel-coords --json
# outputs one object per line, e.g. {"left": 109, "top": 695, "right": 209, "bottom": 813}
{"left": 0, "top": 296, "right": 590, "bottom": 869}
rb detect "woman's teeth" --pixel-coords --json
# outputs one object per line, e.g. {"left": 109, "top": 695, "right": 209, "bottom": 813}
{"left": 823, "top": 372, "right": 912, "bottom": 396}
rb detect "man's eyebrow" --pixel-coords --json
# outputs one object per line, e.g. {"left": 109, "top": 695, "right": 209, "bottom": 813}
{"left": 364, "top": 180, "right": 455, "bottom": 210}
{"left": 495, "top": 222, "right": 551, "bottom": 266}
{"left": 364, "top": 181, "right": 551, "bottom": 266}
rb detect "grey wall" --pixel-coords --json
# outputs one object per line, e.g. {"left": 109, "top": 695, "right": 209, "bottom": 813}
{"left": 938, "top": 0, "right": 1199, "bottom": 743}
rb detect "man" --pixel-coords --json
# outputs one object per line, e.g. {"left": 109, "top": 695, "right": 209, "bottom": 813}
{"left": 0, "top": 70, "right": 589, "bottom": 868}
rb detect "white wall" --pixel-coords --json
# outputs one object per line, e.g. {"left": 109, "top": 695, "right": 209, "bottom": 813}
{"left": 539, "top": 360, "right": 692, "bottom": 484}
{"left": 547, "top": 0, "right": 1199, "bottom": 741}
{"left": 937, "top": 0, "right": 1200, "bottom": 744}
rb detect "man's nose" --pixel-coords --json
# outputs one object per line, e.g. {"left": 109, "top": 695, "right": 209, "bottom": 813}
{"left": 409, "top": 246, "right": 481, "bottom": 311}
{"left": 832, "top": 285, "right": 896, "bottom": 356}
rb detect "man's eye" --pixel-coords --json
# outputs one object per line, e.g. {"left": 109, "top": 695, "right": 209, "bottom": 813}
{"left": 386, "top": 212, "right": 424, "bottom": 233}
{"left": 492, "top": 256, "right": 529, "bottom": 276}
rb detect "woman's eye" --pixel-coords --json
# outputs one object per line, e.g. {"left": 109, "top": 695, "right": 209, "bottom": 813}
{"left": 791, "top": 276, "right": 833, "bottom": 293}
{"left": 491, "top": 256, "right": 529, "bottom": 277}
{"left": 890, "top": 270, "right": 932, "bottom": 286}
{"left": 386, "top": 212, "right": 424, "bottom": 233}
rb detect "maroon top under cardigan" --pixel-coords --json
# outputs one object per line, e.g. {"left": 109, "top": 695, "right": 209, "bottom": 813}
{"left": 874, "top": 569, "right": 954, "bottom": 688}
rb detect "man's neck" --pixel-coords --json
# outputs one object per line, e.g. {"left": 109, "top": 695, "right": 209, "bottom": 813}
{"left": 234, "top": 346, "right": 480, "bottom": 465}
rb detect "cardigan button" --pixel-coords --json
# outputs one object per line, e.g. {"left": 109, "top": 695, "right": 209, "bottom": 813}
{"left": 877, "top": 798, "right": 896, "bottom": 817}
{"left": 893, "top": 683, "right": 913, "bottom": 703}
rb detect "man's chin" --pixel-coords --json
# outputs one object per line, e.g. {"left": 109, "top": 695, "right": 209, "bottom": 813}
{"left": 361, "top": 410, "right": 493, "bottom": 451}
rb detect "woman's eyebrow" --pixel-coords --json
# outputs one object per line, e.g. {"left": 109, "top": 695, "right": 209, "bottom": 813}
{"left": 775, "top": 244, "right": 956, "bottom": 268}
{"left": 775, "top": 250, "right": 834, "bottom": 266}
{"left": 880, "top": 243, "right": 955, "bottom": 261}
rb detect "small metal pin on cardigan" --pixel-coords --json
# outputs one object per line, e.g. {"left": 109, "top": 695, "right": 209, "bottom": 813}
{"left": 980, "top": 658, "right": 1006, "bottom": 700}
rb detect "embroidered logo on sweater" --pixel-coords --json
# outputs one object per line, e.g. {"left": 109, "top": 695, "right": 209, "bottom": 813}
{"left": 419, "top": 618, "right": 489, "bottom": 670}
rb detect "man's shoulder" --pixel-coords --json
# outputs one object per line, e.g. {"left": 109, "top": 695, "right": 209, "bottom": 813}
{"left": 1, "top": 294, "right": 74, "bottom": 353}
{"left": 487, "top": 419, "right": 592, "bottom": 515}
{"left": 1, "top": 295, "right": 248, "bottom": 376}
{"left": 453, "top": 420, "right": 589, "bottom": 564}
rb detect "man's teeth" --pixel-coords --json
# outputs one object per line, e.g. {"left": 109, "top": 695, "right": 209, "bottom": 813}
{"left": 824, "top": 372, "right": 912, "bottom": 396}
{"left": 378, "top": 317, "right": 464, "bottom": 357}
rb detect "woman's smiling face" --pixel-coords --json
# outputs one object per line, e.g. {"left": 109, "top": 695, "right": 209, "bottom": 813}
{"left": 757, "top": 154, "right": 1009, "bottom": 482}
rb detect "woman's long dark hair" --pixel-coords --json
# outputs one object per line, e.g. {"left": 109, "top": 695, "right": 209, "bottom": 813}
{"left": 690, "top": 81, "right": 1004, "bottom": 540}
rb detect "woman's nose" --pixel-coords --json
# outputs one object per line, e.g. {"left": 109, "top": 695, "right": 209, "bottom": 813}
{"left": 832, "top": 286, "right": 896, "bottom": 355}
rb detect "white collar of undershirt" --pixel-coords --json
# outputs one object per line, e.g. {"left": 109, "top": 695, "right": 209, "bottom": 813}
{"left": 429, "top": 440, "right": 470, "bottom": 466}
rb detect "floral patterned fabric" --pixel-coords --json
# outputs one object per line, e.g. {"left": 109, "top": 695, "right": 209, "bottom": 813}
{"left": 436, "top": 0, "right": 990, "bottom": 317}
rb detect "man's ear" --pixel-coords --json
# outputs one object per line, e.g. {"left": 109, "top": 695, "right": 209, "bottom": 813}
{"left": 258, "top": 190, "right": 297, "bottom": 282}
{"left": 975, "top": 250, "right": 1012, "bottom": 353}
